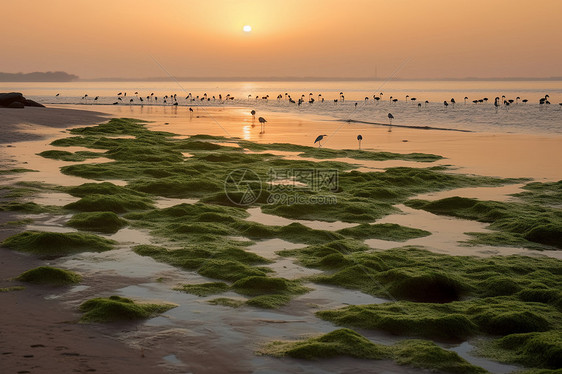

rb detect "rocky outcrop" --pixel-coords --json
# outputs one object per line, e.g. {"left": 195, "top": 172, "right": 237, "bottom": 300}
{"left": 0, "top": 92, "right": 45, "bottom": 108}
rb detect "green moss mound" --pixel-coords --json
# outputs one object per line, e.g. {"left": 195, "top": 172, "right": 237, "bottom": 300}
{"left": 0, "top": 168, "right": 38, "bottom": 175}
{"left": 393, "top": 339, "right": 487, "bottom": 374}
{"left": 2, "top": 231, "right": 116, "bottom": 255}
{"left": 262, "top": 329, "right": 486, "bottom": 373}
{"left": 65, "top": 194, "right": 154, "bottom": 213}
{"left": 263, "top": 328, "right": 390, "bottom": 360}
{"left": 232, "top": 276, "right": 308, "bottom": 296}
{"left": 79, "top": 295, "right": 176, "bottom": 322}
{"left": 38, "top": 150, "right": 102, "bottom": 162}
{"left": 478, "top": 331, "right": 562, "bottom": 370}
{"left": 67, "top": 211, "right": 128, "bottom": 233}
{"left": 406, "top": 196, "right": 562, "bottom": 249}
{"left": 246, "top": 294, "right": 292, "bottom": 309}
{"left": 336, "top": 223, "right": 431, "bottom": 241}
{"left": 317, "top": 298, "right": 559, "bottom": 340}
{"left": 174, "top": 282, "right": 229, "bottom": 296}
{"left": 16, "top": 266, "right": 81, "bottom": 285}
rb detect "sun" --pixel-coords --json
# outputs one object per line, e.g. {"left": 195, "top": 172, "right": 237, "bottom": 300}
{"left": 243, "top": 25, "right": 252, "bottom": 33}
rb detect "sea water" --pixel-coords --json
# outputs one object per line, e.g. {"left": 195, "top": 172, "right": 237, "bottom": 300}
{"left": 1, "top": 80, "right": 561, "bottom": 134}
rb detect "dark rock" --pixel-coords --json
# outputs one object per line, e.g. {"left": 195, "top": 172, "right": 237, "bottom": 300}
{"left": 0, "top": 92, "right": 24, "bottom": 106}
{"left": 0, "top": 92, "right": 45, "bottom": 108}
{"left": 7, "top": 101, "right": 25, "bottom": 108}
{"left": 23, "top": 99, "right": 45, "bottom": 108}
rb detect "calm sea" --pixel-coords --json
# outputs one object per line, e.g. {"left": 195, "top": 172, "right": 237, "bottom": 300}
{"left": 2, "top": 80, "right": 561, "bottom": 134}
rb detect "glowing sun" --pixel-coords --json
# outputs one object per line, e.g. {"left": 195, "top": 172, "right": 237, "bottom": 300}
{"left": 243, "top": 25, "right": 252, "bottom": 33}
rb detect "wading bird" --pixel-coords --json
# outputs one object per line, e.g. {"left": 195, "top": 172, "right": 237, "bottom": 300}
{"left": 258, "top": 117, "right": 267, "bottom": 134}
{"left": 357, "top": 134, "right": 363, "bottom": 149}
{"left": 388, "top": 113, "right": 394, "bottom": 124}
{"left": 314, "top": 134, "right": 327, "bottom": 147}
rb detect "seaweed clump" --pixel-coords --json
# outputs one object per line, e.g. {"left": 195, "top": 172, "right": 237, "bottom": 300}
{"left": 262, "top": 329, "right": 486, "bottom": 374}
{"left": 79, "top": 295, "right": 176, "bottom": 322}
{"left": 2, "top": 231, "right": 116, "bottom": 256}
{"left": 66, "top": 211, "right": 128, "bottom": 233}
{"left": 16, "top": 266, "right": 82, "bottom": 285}
{"left": 406, "top": 196, "right": 562, "bottom": 249}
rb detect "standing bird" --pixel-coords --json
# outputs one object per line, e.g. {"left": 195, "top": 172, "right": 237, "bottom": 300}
{"left": 388, "top": 113, "right": 394, "bottom": 124}
{"left": 357, "top": 134, "right": 363, "bottom": 149}
{"left": 464, "top": 96, "right": 468, "bottom": 104}
{"left": 258, "top": 117, "right": 267, "bottom": 134}
{"left": 55, "top": 93, "right": 60, "bottom": 97}
{"left": 314, "top": 134, "right": 327, "bottom": 147}
{"left": 251, "top": 109, "right": 256, "bottom": 116}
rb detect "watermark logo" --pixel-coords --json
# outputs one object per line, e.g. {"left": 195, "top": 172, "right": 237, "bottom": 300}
{"left": 224, "top": 168, "right": 262, "bottom": 206}
{"left": 225, "top": 168, "right": 338, "bottom": 206}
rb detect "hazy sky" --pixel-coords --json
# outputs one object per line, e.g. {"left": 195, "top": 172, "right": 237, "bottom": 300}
{"left": 2, "top": 0, "right": 561, "bottom": 79}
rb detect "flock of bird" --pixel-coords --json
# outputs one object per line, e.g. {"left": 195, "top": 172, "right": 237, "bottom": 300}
{"left": 56, "top": 91, "right": 561, "bottom": 109}
{"left": 55, "top": 90, "right": 559, "bottom": 147}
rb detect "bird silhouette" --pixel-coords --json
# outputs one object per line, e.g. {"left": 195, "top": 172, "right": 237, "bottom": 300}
{"left": 258, "top": 117, "right": 267, "bottom": 134}
{"left": 314, "top": 134, "right": 327, "bottom": 147}
{"left": 357, "top": 134, "right": 363, "bottom": 149}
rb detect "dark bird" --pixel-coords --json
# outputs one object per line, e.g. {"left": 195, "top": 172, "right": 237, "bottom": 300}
{"left": 357, "top": 134, "right": 363, "bottom": 149}
{"left": 258, "top": 117, "right": 267, "bottom": 134}
{"left": 314, "top": 134, "right": 327, "bottom": 147}
{"left": 251, "top": 110, "right": 256, "bottom": 116}
{"left": 443, "top": 101, "right": 449, "bottom": 107}
{"left": 189, "top": 107, "right": 194, "bottom": 112}
{"left": 112, "top": 102, "right": 118, "bottom": 105}
{"left": 388, "top": 113, "right": 394, "bottom": 124}
{"left": 55, "top": 93, "right": 60, "bottom": 97}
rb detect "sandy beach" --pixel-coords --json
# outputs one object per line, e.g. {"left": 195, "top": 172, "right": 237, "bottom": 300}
{"left": 1, "top": 105, "right": 561, "bottom": 373}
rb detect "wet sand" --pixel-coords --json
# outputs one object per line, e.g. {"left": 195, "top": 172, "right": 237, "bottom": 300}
{"left": 0, "top": 107, "right": 109, "bottom": 144}
{"left": 0, "top": 105, "right": 560, "bottom": 373}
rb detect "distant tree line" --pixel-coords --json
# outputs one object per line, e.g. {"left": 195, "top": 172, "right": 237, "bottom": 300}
{"left": 0, "top": 71, "right": 79, "bottom": 82}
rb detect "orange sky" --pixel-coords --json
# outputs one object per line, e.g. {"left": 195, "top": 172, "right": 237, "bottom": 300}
{"left": 2, "top": 0, "right": 561, "bottom": 79}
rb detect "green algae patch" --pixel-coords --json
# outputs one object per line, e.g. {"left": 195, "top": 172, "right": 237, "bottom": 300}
{"left": 79, "top": 295, "right": 176, "bottom": 323}
{"left": 298, "top": 148, "right": 443, "bottom": 163}
{"left": 0, "top": 168, "right": 38, "bottom": 175}
{"left": 513, "top": 181, "right": 562, "bottom": 207}
{"left": 336, "top": 223, "right": 431, "bottom": 241}
{"left": 393, "top": 339, "right": 487, "bottom": 374}
{"left": 174, "top": 282, "right": 229, "bottom": 296}
{"left": 38, "top": 150, "right": 103, "bottom": 162}
{"left": 66, "top": 211, "right": 128, "bottom": 233}
{"left": 65, "top": 182, "right": 148, "bottom": 198}
{"left": 133, "top": 245, "right": 270, "bottom": 282}
{"left": 232, "top": 276, "right": 309, "bottom": 296}
{"left": 261, "top": 329, "right": 486, "bottom": 373}
{"left": 0, "top": 201, "right": 60, "bottom": 214}
{"left": 246, "top": 294, "right": 292, "bottom": 309}
{"left": 317, "top": 298, "right": 559, "bottom": 340}
{"left": 261, "top": 328, "right": 390, "bottom": 360}
{"left": 478, "top": 331, "right": 562, "bottom": 369}
{"left": 199, "top": 261, "right": 269, "bottom": 282}
{"left": 208, "top": 297, "right": 246, "bottom": 308}
{"left": 291, "top": 246, "right": 562, "bottom": 308}
{"left": 16, "top": 266, "right": 81, "bottom": 285}
{"left": 65, "top": 194, "right": 154, "bottom": 213}
{"left": 2, "top": 231, "right": 116, "bottom": 256}
{"left": 406, "top": 196, "right": 562, "bottom": 249}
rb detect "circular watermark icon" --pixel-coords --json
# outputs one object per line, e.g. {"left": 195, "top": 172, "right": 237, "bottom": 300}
{"left": 224, "top": 168, "right": 262, "bottom": 206}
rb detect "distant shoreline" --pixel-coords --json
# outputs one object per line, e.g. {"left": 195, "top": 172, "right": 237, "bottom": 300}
{"left": 1, "top": 73, "right": 561, "bottom": 83}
